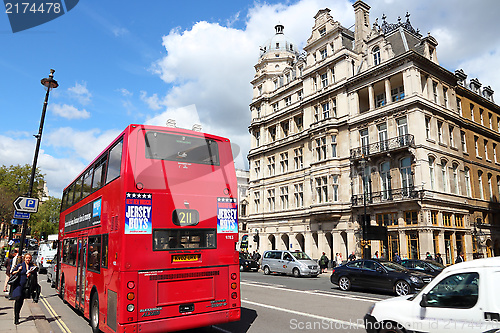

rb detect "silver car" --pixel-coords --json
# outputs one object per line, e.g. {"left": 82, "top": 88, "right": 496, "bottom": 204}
{"left": 261, "top": 250, "right": 319, "bottom": 277}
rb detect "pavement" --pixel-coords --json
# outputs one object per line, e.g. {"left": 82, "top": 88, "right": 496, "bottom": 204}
{"left": 0, "top": 267, "right": 53, "bottom": 333}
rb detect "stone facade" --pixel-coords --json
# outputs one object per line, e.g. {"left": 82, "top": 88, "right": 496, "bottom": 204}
{"left": 245, "top": 0, "right": 499, "bottom": 263}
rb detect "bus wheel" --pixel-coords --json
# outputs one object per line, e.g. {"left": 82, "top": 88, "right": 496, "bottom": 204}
{"left": 90, "top": 293, "right": 100, "bottom": 333}
{"left": 60, "top": 278, "right": 66, "bottom": 302}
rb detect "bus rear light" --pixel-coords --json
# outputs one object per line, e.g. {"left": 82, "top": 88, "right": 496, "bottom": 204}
{"left": 231, "top": 273, "right": 237, "bottom": 280}
{"left": 127, "top": 304, "right": 135, "bottom": 312}
{"left": 231, "top": 292, "right": 237, "bottom": 299}
{"left": 127, "top": 281, "right": 135, "bottom": 289}
{"left": 127, "top": 292, "right": 135, "bottom": 300}
{"left": 231, "top": 283, "right": 237, "bottom": 290}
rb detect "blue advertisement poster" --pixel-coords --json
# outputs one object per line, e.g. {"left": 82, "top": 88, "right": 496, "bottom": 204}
{"left": 125, "top": 193, "right": 152, "bottom": 234}
{"left": 217, "top": 197, "right": 238, "bottom": 233}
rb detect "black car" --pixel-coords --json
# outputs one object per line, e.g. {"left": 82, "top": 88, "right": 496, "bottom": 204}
{"left": 330, "top": 259, "right": 433, "bottom": 296}
{"left": 239, "top": 252, "right": 260, "bottom": 272}
{"left": 399, "top": 259, "right": 445, "bottom": 277}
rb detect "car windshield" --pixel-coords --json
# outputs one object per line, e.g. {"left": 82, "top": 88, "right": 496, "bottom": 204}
{"left": 291, "top": 251, "right": 311, "bottom": 260}
{"left": 380, "top": 261, "right": 407, "bottom": 272}
{"left": 425, "top": 260, "right": 445, "bottom": 270}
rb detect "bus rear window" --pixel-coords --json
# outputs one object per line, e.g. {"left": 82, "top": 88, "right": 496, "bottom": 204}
{"left": 145, "top": 132, "right": 219, "bottom": 165}
{"left": 153, "top": 229, "right": 216, "bottom": 250}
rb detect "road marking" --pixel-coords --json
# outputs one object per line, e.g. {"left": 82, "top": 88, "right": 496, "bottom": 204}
{"left": 240, "top": 281, "right": 384, "bottom": 302}
{"left": 40, "top": 294, "right": 72, "bottom": 333}
{"left": 242, "top": 299, "right": 365, "bottom": 329}
{"left": 211, "top": 325, "right": 234, "bottom": 333}
{"left": 240, "top": 280, "right": 286, "bottom": 288}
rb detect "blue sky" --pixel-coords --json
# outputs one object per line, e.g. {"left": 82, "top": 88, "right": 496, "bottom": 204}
{"left": 2, "top": 0, "right": 500, "bottom": 198}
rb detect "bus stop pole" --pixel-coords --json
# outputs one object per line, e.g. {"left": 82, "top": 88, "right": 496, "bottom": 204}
{"left": 18, "top": 70, "right": 58, "bottom": 256}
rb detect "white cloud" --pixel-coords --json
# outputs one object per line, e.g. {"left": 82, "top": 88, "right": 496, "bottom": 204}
{"left": 68, "top": 82, "right": 92, "bottom": 105}
{"left": 45, "top": 127, "right": 122, "bottom": 162}
{"left": 112, "top": 26, "right": 129, "bottom": 37}
{"left": 140, "top": 91, "right": 164, "bottom": 110}
{"left": 50, "top": 103, "right": 90, "bottom": 120}
{"left": 117, "top": 88, "right": 132, "bottom": 97}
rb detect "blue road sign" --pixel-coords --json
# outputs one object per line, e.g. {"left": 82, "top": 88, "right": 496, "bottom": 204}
{"left": 11, "top": 219, "right": 24, "bottom": 225}
{"left": 13, "top": 211, "right": 30, "bottom": 219}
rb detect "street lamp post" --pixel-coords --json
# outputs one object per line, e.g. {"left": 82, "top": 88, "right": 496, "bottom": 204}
{"left": 360, "top": 155, "right": 369, "bottom": 259}
{"left": 18, "top": 69, "right": 58, "bottom": 256}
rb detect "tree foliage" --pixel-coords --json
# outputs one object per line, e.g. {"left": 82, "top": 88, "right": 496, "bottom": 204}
{"left": 0, "top": 164, "right": 46, "bottom": 237}
{"left": 31, "top": 196, "right": 60, "bottom": 239}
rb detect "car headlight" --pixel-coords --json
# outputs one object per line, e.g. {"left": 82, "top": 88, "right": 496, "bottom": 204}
{"left": 245, "top": 261, "right": 250, "bottom": 265}
{"left": 410, "top": 276, "right": 422, "bottom": 284}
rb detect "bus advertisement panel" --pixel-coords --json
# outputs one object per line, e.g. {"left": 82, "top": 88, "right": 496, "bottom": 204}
{"left": 58, "top": 124, "right": 241, "bottom": 333}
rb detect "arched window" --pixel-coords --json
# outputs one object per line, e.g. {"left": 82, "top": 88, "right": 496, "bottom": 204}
{"left": 464, "top": 167, "right": 471, "bottom": 197}
{"left": 373, "top": 46, "right": 381, "bottom": 65}
{"left": 428, "top": 156, "right": 435, "bottom": 190}
{"left": 380, "top": 161, "right": 391, "bottom": 199}
{"left": 400, "top": 157, "right": 412, "bottom": 196}
{"left": 478, "top": 170, "right": 484, "bottom": 199}
{"left": 441, "top": 160, "right": 448, "bottom": 192}
{"left": 452, "top": 163, "right": 459, "bottom": 194}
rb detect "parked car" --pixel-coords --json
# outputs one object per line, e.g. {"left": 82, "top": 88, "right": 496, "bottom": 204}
{"left": 364, "top": 257, "right": 500, "bottom": 333}
{"left": 261, "top": 250, "right": 319, "bottom": 277}
{"left": 46, "top": 253, "right": 57, "bottom": 288}
{"left": 399, "top": 259, "right": 445, "bottom": 277}
{"left": 239, "top": 252, "right": 260, "bottom": 272}
{"left": 36, "top": 243, "right": 57, "bottom": 273}
{"left": 330, "top": 259, "right": 433, "bottom": 296}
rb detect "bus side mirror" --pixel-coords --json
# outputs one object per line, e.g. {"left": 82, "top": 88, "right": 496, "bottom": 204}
{"left": 420, "top": 293, "right": 429, "bottom": 307}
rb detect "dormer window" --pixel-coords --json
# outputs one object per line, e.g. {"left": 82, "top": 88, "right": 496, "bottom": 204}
{"left": 276, "top": 43, "right": 280, "bottom": 49}
{"left": 373, "top": 46, "right": 381, "bottom": 65}
{"left": 319, "top": 27, "right": 326, "bottom": 36}
{"left": 320, "top": 48, "right": 327, "bottom": 59}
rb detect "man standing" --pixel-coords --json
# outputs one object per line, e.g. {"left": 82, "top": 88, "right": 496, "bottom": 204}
{"left": 393, "top": 252, "right": 401, "bottom": 263}
{"left": 434, "top": 253, "right": 444, "bottom": 265}
{"left": 348, "top": 252, "right": 356, "bottom": 261}
{"left": 455, "top": 252, "right": 465, "bottom": 264}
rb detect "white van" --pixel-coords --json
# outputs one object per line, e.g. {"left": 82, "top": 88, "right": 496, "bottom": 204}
{"left": 261, "top": 250, "right": 319, "bottom": 277}
{"left": 364, "top": 257, "right": 500, "bottom": 333}
{"left": 36, "top": 242, "right": 57, "bottom": 272}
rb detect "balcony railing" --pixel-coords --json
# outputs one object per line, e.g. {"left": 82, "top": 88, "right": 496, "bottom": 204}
{"left": 350, "top": 134, "right": 415, "bottom": 160}
{"left": 351, "top": 186, "right": 420, "bottom": 206}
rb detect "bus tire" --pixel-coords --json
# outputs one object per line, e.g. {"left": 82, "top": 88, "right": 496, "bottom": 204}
{"left": 60, "top": 277, "right": 66, "bottom": 302}
{"left": 90, "top": 293, "right": 100, "bottom": 333}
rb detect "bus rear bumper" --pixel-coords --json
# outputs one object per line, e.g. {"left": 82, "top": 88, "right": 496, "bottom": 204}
{"left": 120, "top": 308, "right": 241, "bottom": 333}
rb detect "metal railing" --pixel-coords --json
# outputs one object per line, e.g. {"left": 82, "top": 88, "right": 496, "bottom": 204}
{"left": 351, "top": 186, "right": 420, "bottom": 206}
{"left": 350, "top": 134, "right": 415, "bottom": 160}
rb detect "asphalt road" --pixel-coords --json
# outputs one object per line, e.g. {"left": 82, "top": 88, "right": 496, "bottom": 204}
{"left": 36, "top": 270, "right": 395, "bottom": 333}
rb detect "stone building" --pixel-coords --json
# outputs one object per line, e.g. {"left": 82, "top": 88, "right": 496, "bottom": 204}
{"left": 246, "top": 0, "right": 499, "bottom": 263}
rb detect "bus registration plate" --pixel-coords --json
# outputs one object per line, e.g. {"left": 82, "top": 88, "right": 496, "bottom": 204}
{"left": 172, "top": 254, "right": 200, "bottom": 262}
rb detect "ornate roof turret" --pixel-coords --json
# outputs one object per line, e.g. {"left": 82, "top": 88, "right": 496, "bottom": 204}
{"left": 380, "top": 12, "right": 421, "bottom": 37}
{"left": 259, "top": 24, "right": 300, "bottom": 58}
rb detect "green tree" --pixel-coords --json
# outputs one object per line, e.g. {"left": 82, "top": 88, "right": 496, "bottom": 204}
{"left": 0, "top": 164, "right": 45, "bottom": 237}
{"left": 31, "top": 196, "right": 60, "bottom": 239}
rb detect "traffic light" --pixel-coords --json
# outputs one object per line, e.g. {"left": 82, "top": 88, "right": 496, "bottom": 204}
{"left": 12, "top": 226, "right": 17, "bottom": 234}
{"left": 253, "top": 234, "right": 258, "bottom": 242}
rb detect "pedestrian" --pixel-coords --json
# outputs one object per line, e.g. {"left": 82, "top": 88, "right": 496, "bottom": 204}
{"left": 372, "top": 251, "right": 379, "bottom": 259}
{"left": 455, "top": 252, "right": 465, "bottom": 264}
{"left": 254, "top": 250, "right": 261, "bottom": 261}
{"left": 425, "top": 252, "right": 433, "bottom": 260}
{"left": 11, "top": 253, "right": 37, "bottom": 325}
{"left": 336, "top": 253, "right": 343, "bottom": 266}
{"left": 348, "top": 252, "right": 356, "bottom": 261}
{"left": 9, "top": 249, "right": 19, "bottom": 274}
{"left": 3, "top": 253, "right": 13, "bottom": 292}
{"left": 319, "top": 252, "right": 329, "bottom": 273}
{"left": 393, "top": 252, "right": 401, "bottom": 263}
{"left": 434, "top": 253, "right": 443, "bottom": 265}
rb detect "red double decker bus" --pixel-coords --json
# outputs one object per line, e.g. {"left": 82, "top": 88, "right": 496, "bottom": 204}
{"left": 56, "top": 124, "right": 241, "bottom": 333}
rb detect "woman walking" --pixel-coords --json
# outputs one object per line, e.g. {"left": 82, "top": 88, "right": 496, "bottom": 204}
{"left": 11, "top": 253, "right": 37, "bottom": 325}
{"left": 3, "top": 253, "right": 13, "bottom": 292}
